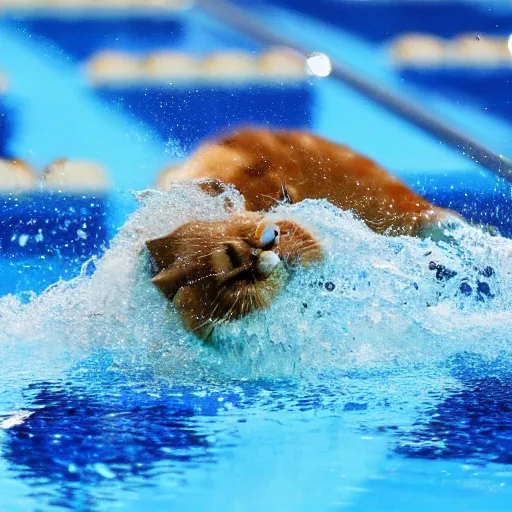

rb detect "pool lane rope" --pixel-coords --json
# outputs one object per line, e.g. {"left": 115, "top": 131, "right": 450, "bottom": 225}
{"left": 197, "top": 0, "right": 512, "bottom": 183}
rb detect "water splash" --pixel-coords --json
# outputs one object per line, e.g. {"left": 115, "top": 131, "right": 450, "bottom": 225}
{"left": 1, "top": 184, "right": 512, "bottom": 383}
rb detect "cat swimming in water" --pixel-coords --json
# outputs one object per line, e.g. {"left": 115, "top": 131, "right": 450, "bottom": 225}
{"left": 147, "top": 129, "right": 467, "bottom": 341}
{"left": 146, "top": 212, "right": 322, "bottom": 340}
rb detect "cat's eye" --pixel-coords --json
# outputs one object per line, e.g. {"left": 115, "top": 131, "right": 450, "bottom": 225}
{"left": 253, "top": 222, "right": 280, "bottom": 249}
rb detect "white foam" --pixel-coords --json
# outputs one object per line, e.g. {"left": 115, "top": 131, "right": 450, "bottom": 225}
{"left": 1, "top": 184, "right": 511, "bottom": 384}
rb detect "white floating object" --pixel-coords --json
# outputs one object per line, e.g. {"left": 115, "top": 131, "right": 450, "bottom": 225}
{"left": 0, "top": 411, "right": 33, "bottom": 430}
{"left": 97, "top": 0, "right": 139, "bottom": 8}
{"left": 1, "top": 0, "right": 45, "bottom": 7}
{"left": 48, "top": 0, "right": 87, "bottom": 7}
{"left": 39, "top": 0, "right": 97, "bottom": 9}
{"left": 3, "top": 0, "right": 193, "bottom": 10}
{"left": 144, "top": 51, "right": 199, "bottom": 81}
{"left": 449, "top": 34, "right": 510, "bottom": 66}
{"left": 491, "top": 37, "right": 512, "bottom": 62}
{"left": 87, "top": 51, "right": 143, "bottom": 85}
{"left": 306, "top": 52, "right": 332, "bottom": 77}
{"left": 84, "top": 0, "right": 125, "bottom": 8}
{"left": 201, "top": 51, "right": 260, "bottom": 81}
{"left": 259, "top": 46, "right": 306, "bottom": 79}
{"left": 391, "top": 34, "right": 445, "bottom": 66}
{"left": 0, "top": 159, "right": 37, "bottom": 193}
{"left": 129, "top": 0, "right": 195, "bottom": 10}
{"left": 42, "top": 158, "right": 110, "bottom": 192}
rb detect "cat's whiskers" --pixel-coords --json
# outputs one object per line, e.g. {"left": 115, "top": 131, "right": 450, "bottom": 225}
{"left": 223, "top": 287, "right": 243, "bottom": 323}
{"left": 281, "top": 228, "right": 304, "bottom": 264}
{"left": 253, "top": 286, "right": 267, "bottom": 311}
{"left": 240, "top": 287, "right": 250, "bottom": 318}
{"left": 210, "top": 281, "right": 232, "bottom": 313}
{"left": 190, "top": 286, "right": 227, "bottom": 335}
{"left": 248, "top": 287, "right": 257, "bottom": 315}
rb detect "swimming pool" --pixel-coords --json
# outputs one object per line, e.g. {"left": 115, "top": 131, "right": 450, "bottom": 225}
{"left": 2, "top": 2, "right": 512, "bottom": 511}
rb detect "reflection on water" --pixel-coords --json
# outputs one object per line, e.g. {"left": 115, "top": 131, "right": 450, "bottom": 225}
{"left": 395, "top": 374, "right": 512, "bottom": 465}
{"left": 3, "top": 361, "right": 512, "bottom": 510}
{"left": 0, "top": 362, "right": 397, "bottom": 510}
{"left": 1, "top": 376, "right": 219, "bottom": 510}
{"left": 1, "top": 365, "right": 346, "bottom": 510}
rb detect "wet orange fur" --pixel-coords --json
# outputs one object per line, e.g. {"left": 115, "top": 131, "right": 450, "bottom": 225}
{"left": 146, "top": 213, "right": 321, "bottom": 340}
{"left": 163, "top": 129, "right": 463, "bottom": 237}
{"left": 148, "top": 128, "right": 464, "bottom": 340}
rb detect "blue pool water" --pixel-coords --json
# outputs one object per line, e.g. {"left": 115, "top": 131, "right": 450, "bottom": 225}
{"left": 3, "top": 187, "right": 512, "bottom": 511}
{"left": 2, "top": 3, "right": 512, "bottom": 511}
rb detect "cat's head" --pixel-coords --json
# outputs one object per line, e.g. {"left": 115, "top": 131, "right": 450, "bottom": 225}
{"left": 146, "top": 213, "right": 322, "bottom": 341}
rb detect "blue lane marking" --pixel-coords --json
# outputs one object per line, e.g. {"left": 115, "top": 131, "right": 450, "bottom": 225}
{"left": 0, "top": 9, "right": 265, "bottom": 189}
{"left": 0, "top": 24, "right": 172, "bottom": 191}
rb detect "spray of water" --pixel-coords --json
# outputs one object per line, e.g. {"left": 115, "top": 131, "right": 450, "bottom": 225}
{"left": 1, "top": 184, "right": 511, "bottom": 384}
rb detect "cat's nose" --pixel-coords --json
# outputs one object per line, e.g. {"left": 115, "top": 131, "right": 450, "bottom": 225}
{"left": 253, "top": 221, "right": 280, "bottom": 248}
{"left": 256, "top": 251, "right": 281, "bottom": 277}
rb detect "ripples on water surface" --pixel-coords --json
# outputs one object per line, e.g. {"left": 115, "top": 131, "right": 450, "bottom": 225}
{"left": 1, "top": 185, "right": 512, "bottom": 511}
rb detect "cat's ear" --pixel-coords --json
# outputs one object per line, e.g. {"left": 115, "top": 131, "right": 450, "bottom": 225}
{"left": 197, "top": 178, "right": 242, "bottom": 213}
{"left": 280, "top": 184, "right": 294, "bottom": 204}
{"left": 146, "top": 233, "right": 180, "bottom": 271}
{"left": 146, "top": 231, "right": 205, "bottom": 300}
{"left": 197, "top": 178, "right": 230, "bottom": 197}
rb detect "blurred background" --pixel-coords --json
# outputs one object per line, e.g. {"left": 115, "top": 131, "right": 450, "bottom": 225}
{"left": 1, "top": 0, "right": 511, "bottom": 292}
